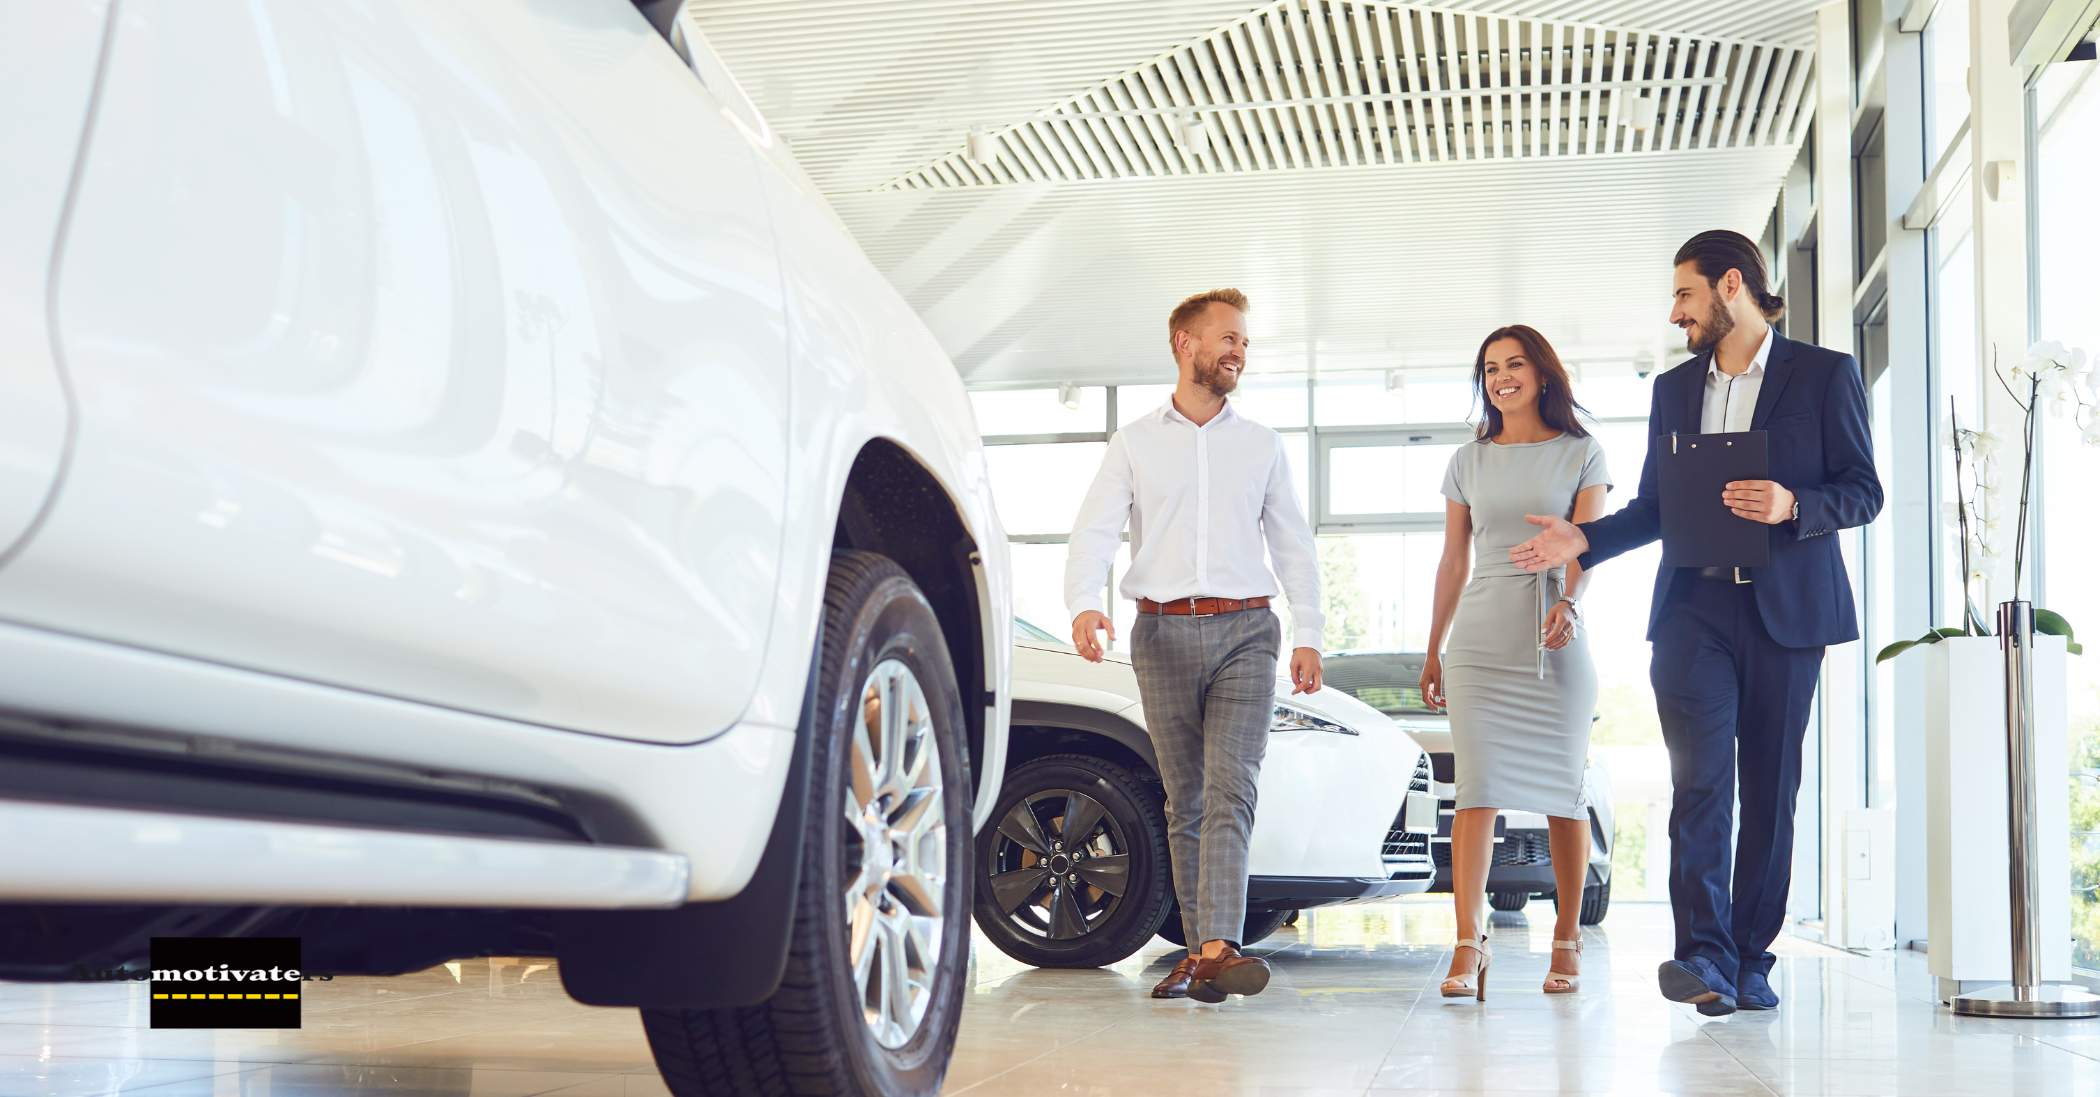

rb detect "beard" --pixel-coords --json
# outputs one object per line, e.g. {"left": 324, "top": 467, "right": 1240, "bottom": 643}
{"left": 1192, "top": 350, "right": 1242, "bottom": 397}
{"left": 1685, "top": 297, "right": 1735, "bottom": 355}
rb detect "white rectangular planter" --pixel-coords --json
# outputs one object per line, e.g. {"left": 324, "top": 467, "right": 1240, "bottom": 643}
{"left": 1924, "top": 634, "right": 2072, "bottom": 982}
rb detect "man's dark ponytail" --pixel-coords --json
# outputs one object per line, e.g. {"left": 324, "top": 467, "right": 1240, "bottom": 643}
{"left": 1675, "top": 230, "right": 1786, "bottom": 321}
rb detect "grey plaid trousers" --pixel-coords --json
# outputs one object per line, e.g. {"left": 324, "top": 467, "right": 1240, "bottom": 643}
{"left": 1129, "top": 608, "right": 1281, "bottom": 947}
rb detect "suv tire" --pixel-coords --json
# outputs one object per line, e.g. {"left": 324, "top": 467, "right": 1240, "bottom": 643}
{"left": 643, "top": 551, "right": 971, "bottom": 1097}
{"left": 972, "top": 754, "right": 1172, "bottom": 969}
{"left": 1488, "top": 890, "right": 1530, "bottom": 912}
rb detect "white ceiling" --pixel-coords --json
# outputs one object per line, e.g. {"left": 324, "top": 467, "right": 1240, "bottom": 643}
{"left": 689, "top": 0, "right": 1827, "bottom": 385}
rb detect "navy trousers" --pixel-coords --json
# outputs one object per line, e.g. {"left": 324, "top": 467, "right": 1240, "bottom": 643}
{"left": 1650, "top": 573, "right": 1825, "bottom": 981}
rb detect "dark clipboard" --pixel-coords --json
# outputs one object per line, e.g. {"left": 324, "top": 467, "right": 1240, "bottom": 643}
{"left": 1658, "top": 430, "right": 1771, "bottom": 568}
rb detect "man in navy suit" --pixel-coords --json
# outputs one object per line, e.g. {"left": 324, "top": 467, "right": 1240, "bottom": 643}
{"left": 1511, "top": 230, "right": 1883, "bottom": 1015}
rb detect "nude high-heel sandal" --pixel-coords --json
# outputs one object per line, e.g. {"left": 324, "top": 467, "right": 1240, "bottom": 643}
{"left": 1440, "top": 935, "right": 1492, "bottom": 1001}
{"left": 1543, "top": 938, "right": 1582, "bottom": 994}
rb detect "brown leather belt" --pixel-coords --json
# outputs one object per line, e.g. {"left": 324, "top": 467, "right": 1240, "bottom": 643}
{"left": 1137, "top": 596, "right": 1270, "bottom": 617}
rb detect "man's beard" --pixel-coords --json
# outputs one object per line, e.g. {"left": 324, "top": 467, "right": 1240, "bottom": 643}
{"left": 1686, "top": 298, "right": 1734, "bottom": 355}
{"left": 1192, "top": 351, "right": 1241, "bottom": 397}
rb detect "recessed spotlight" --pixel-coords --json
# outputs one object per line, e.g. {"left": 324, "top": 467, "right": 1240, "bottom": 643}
{"left": 1057, "top": 382, "right": 1081, "bottom": 410}
{"left": 965, "top": 130, "right": 1000, "bottom": 165}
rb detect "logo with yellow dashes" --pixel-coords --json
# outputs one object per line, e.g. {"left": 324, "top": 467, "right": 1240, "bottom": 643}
{"left": 149, "top": 938, "right": 303, "bottom": 1029}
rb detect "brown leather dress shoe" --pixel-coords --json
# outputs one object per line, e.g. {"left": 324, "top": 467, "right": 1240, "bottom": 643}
{"left": 1187, "top": 946, "right": 1271, "bottom": 1003}
{"left": 1151, "top": 953, "right": 1200, "bottom": 999}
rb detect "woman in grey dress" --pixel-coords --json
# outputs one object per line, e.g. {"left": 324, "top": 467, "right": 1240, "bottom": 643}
{"left": 1420, "top": 325, "right": 1611, "bottom": 1000}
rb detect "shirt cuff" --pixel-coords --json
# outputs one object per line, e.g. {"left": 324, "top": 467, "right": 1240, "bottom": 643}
{"left": 1069, "top": 593, "right": 1107, "bottom": 621}
{"left": 1292, "top": 628, "right": 1324, "bottom": 653}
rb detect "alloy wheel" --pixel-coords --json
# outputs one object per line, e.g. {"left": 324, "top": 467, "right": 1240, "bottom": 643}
{"left": 984, "top": 788, "right": 1132, "bottom": 940}
{"left": 842, "top": 658, "right": 947, "bottom": 1050}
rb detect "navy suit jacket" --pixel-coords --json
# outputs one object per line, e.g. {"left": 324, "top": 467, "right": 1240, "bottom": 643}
{"left": 1577, "top": 332, "right": 1884, "bottom": 649}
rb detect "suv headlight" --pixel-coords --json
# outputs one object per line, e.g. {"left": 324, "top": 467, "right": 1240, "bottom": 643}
{"left": 1270, "top": 703, "right": 1357, "bottom": 736}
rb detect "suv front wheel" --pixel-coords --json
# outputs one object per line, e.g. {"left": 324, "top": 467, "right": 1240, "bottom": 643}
{"left": 644, "top": 551, "right": 971, "bottom": 1097}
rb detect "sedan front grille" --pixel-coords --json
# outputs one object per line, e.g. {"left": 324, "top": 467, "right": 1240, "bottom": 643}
{"left": 1381, "top": 755, "right": 1434, "bottom": 877}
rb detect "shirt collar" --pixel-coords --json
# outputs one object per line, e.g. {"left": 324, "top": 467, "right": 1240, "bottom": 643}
{"left": 1159, "top": 396, "right": 1235, "bottom": 427}
{"left": 1707, "top": 324, "right": 1775, "bottom": 382}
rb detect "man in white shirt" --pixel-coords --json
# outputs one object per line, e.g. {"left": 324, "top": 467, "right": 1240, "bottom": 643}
{"left": 1065, "top": 288, "right": 1324, "bottom": 1003}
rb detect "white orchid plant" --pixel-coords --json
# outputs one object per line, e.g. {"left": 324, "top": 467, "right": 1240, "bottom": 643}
{"left": 1877, "top": 341, "right": 2094, "bottom": 663}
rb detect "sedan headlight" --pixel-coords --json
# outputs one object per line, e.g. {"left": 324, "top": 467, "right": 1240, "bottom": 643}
{"left": 1270, "top": 703, "right": 1357, "bottom": 736}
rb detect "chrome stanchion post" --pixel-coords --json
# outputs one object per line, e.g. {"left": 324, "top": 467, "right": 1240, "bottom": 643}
{"left": 1950, "top": 600, "right": 2100, "bottom": 1017}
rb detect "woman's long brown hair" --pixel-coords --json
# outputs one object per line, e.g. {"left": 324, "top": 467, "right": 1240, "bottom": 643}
{"left": 1471, "top": 324, "right": 1591, "bottom": 442}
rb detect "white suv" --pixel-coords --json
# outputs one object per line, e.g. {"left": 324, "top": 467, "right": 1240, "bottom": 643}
{"left": 972, "top": 620, "right": 1434, "bottom": 967}
{"left": 0, "top": 5, "right": 1007, "bottom": 1096}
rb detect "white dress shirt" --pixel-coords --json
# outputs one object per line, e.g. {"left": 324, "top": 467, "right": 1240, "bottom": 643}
{"left": 1701, "top": 323, "right": 1775, "bottom": 433}
{"left": 1065, "top": 398, "right": 1325, "bottom": 651}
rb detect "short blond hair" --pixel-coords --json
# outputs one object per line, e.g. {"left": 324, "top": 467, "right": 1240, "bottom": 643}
{"left": 1167, "top": 288, "right": 1249, "bottom": 346}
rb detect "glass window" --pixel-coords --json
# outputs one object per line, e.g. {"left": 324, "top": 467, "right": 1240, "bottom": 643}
{"left": 984, "top": 442, "right": 1107, "bottom": 537}
{"left": 1933, "top": 186, "right": 1978, "bottom": 622}
{"left": 2034, "top": 58, "right": 2100, "bottom": 972}
{"left": 1926, "top": 0, "right": 1971, "bottom": 162}
{"left": 1314, "top": 368, "right": 1477, "bottom": 426}
{"left": 969, "top": 387, "right": 1107, "bottom": 436}
{"left": 1570, "top": 361, "right": 1658, "bottom": 420}
{"left": 1008, "top": 541, "right": 1085, "bottom": 641}
{"left": 1116, "top": 384, "right": 1174, "bottom": 426}
{"left": 1326, "top": 442, "right": 1462, "bottom": 518}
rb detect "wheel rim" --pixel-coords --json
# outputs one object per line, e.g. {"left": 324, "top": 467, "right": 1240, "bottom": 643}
{"left": 842, "top": 658, "right": 946, "bottom": 1050}
{"left": 984, "top": 786, "right": 1132, "bottom": 942}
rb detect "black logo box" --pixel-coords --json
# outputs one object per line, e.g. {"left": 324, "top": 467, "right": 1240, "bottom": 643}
{"left": 149, "top": 937, "right": 302, "bottom": 1029}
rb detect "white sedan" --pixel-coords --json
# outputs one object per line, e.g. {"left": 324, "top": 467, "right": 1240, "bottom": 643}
{"left": 971, "top": 620, "right": 1436, "bottom": 968}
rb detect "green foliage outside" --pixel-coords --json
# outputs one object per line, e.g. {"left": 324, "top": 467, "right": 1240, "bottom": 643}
{"left": 2071, "top": 683, "right": 2100, "bottom": 971}
{"left": 1592, "top": 682, "right": 1663, "bottom": 747}
{"left": 1612, "top": 801, "right": 1650, "bottom": 897}
{"left": 1321, "top": 537, "right": 1368, "bottom": 652}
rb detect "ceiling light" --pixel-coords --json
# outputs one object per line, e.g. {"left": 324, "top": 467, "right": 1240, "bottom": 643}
{"left": 965, "top": 129, "right": 1000, "bottom": 165}
{"left": 1175, "top": 113, "right": 1209, "bottom": 157}
{"left": 1057, "top": 382, "right": 1081, "bottom": 410}
{"left": 1384, "top": 369, "right": 1405, "bottom": 392}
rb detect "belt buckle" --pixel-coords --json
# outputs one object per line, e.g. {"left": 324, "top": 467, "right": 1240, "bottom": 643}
{"left": 1733, "top": 567, "right": 1752, "bottom": 586}
{"left": 1187, "top": 596, "right": 1215, "bottom": 619}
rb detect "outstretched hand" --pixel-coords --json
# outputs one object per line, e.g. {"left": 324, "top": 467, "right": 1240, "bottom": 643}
{"left": 1509, "top": 515, "right": 1588, "bottom": 572}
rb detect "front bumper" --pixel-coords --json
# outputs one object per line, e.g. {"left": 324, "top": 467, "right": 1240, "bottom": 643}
{"left": 1245, "top": 870, "right": 1433, "bottom": 910}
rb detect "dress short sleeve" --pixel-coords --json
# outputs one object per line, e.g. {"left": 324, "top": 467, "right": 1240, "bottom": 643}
{"left": 1439, "top": 445, "right": 1469, "bottom": 505}
{"left": 1577, "top": 435, "right": 1613, "bottom": 494}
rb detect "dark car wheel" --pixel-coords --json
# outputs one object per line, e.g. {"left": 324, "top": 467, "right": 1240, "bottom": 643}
{"left": 1155, "top": 905, "right": 1293, "bottom": 949}
{"left": 1561, "top": 879, "right": 1611, "bottom": 926}
{"left": 643, "top": 551, "right": 971, "bottom": 1097}
{"left": 1488, "top": 891, "right": 1530, "bottom": 912}
{"left": 971, "top": 754, "right": 1173, "bottom": 969}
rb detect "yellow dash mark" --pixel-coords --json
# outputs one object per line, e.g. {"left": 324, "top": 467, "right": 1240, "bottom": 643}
{"left": 208, "top": 994, "right": 225, "bottom": 1000}
{"left": 286, "top": 993, "right": 300, "bottom": 1000}
{"left": 152, "top": 993, "right": 169, "bottom": 999}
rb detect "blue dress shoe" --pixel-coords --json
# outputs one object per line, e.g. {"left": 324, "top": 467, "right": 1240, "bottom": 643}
{"left": 1738, "top": 968, "right": 1779, "bottom": 1010}
{"left": 1657, "top": 957, "right": 1737, "bottom": 1016}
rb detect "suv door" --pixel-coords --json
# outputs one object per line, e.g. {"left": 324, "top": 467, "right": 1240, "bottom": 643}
{"left": 0, "top": 5, "right": 104, "bottom": 560}
{"left": 0, "top": 0, "right": 789, "bottom": 743}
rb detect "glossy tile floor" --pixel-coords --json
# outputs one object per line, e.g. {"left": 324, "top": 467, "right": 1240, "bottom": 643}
{"left": 6, "top": 899, "right": 2100, "bottom": 1095}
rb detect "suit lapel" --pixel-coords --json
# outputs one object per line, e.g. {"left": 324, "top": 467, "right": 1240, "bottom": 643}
{"left": 1749, "top": 331, "right": 1799, "bottom": 429}
{"left": 1681, "top": 353, "right": 1708, "bottom": 432}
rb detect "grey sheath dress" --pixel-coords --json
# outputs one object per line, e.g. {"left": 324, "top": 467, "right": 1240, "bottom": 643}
{"left": 1438, "top": 433, "right": 1611, "bottom": 820}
